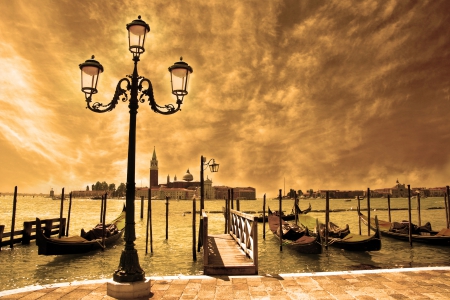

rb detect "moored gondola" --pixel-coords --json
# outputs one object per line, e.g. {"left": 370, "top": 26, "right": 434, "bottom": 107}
{"left": 358, "top": 211, "right": 450, "bottom": 245}
{"left": 267, "top": 214, "right": 323, "bottom": 254}
{"left": 299, "top": 214, "right": 382, "bottom": 252}
{"left": 36, "top": 205, "right": 126, "bottom": 255}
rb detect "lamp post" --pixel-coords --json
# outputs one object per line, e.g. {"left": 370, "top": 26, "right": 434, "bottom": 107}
{"left": 198, "top": 155, "right": 219, "bottom": 251}
{"left": 79, "top": 16, "right": 193, "bottom": 283}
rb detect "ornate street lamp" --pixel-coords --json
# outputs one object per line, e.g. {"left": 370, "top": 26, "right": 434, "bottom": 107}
{"left": 79, "top": 16, "right": 193, "bottom": 284}
{"left": 201, "top": 156, "right": 219, "bottom": 206}
{"left": 198, "top": 156, "right": 219, "bottom": 251}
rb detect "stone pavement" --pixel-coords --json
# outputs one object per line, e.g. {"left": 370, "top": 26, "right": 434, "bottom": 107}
{"left": 1, "top": 267, "right": 450, "bottom": 299}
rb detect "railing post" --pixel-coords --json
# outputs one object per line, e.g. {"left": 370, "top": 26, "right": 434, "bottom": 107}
{"left": 44, "top": 220, "right": 53, "bottom": 238}
{"left": 59, "top": 219, "right": 66, "bottom": 239}
{"left": 253, "top": 216, "right": 258, "bottom": 272}
{"left": 230, "top": 209, "right": 234, "bottom": 235}
{"left": 0, "top": 225, "right": 4, "bottom": 250}
{"left": 202, "top": 210, "right": 208, "bottom": 266}
{"left": 22, "top": 221, "right": 33, "bottom": 244}
{"left": 227, "top": 189, "right": 231, "bottom": 233}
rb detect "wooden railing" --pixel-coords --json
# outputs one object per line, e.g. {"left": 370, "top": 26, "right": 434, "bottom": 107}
{"left": 0, "top": 218, "right": 66, "bottom": 248}
{"left": 229, "top": 209, "right": 258, "bottom": 269}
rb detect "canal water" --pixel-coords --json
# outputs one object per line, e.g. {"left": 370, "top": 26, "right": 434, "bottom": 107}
{"left": 1, "top": 196, "right": 450, "bottom": 292}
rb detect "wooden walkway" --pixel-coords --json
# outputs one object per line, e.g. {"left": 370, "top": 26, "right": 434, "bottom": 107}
{"left": 203, "top": 209, "right": 258, "bottom": 275}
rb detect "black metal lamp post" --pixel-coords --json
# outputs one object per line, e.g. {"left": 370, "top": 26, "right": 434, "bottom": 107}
{"left": 79, "top": 16, "right": 193, "bottom": 283}
{"left": 200, "top": 156, "right": 219, "bottom": 209}
{"left": 198, "top": 156, "right": 219, "bottom": 251}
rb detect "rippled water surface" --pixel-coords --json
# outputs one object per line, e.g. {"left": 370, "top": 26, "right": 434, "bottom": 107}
{"left": 1, "top": 196, "right": 450, "bottom": 292}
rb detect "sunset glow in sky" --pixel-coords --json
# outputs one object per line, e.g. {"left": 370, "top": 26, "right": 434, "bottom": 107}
{"left": 1, "top": 1, "right": 450, "bottom": 196}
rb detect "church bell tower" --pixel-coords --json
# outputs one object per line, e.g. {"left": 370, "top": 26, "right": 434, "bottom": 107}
{"left": 150, "top": 147, "right": 158, "bottom": 187}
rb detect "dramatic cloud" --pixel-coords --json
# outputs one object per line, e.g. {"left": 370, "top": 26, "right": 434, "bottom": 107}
{"left": 1, "top": 0, "right": 449, "bottom": 196}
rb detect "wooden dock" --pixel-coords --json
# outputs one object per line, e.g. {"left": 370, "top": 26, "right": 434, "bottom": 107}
{"left": 0, "top": 218, "right": 66, "bottom": 249}
{"left": 203, "top": 209, "right": 258, "bottom": 275}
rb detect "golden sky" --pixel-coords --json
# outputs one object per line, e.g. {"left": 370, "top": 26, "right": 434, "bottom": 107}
{"left": 1, "top": 0, "right": 450, "bottom": 196}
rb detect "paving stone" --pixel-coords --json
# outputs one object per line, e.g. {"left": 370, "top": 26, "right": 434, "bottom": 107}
{"left": 180, "top": 295, "right": 197, "bottom": 300}
{"left": 2, "top": 268, "right": 450, "bottom": 300}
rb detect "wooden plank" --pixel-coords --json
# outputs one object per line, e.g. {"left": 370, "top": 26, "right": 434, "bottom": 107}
{"left": 204, "top": 234, "right": 257, "bottom": 275}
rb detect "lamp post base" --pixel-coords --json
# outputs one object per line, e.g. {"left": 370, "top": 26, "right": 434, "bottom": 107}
{"left": 113, "top": 248, "right": 145, "bottom": 282}
{"left": 107, "top": 278, "right": 150, "bottom": 299}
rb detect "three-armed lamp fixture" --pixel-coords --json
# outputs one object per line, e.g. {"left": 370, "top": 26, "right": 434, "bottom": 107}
{"left": 79, "top": 16, "right": 193, "bottom": 284}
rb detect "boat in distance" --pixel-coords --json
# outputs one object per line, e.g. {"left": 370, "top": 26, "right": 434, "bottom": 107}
{"left": 36, "top": 205, "right": 126, "bottom": 255}
{"left": 257, "top": 203, "right": 311, "bottom": 222}
{"left": 299, "top": 214, "right": 382, "bottom": 252}
{"left": 358, "top": 211, "right": 450, "bottom": 245}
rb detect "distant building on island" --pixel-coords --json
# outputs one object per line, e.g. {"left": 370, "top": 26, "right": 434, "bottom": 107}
{"left": 135, "top": 147, "right": 256, "bottom": 200}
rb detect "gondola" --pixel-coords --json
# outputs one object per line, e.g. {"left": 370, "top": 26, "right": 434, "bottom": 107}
{"left": 257, "top": 203, "right": 311, "bottom": 222}
{"left": 299, "top": 214, "right": 382, "bottom": 252}
{"left": 36, "top": 205, "right": 126, "bottom": 255}
{"left": 358, "top": 211, "right": 450, "bottom": 245}
{"left": 267, "top": 214, "right": 323, "bottom": 254}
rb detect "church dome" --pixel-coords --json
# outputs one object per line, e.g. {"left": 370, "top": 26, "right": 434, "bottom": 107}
{"left": 182, "top": 169, "right": 194, "bottom": 182}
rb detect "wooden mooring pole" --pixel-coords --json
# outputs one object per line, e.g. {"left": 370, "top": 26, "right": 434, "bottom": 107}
{"left": 417, "top": 193, "right": 421, "bottom": 227}
{"left": 100, "top": 194, "right": 104, "bottom": 223}
{"left": 278, "top": 189, "right": 282, "bottom": 252}
{"left": 408, "top": 185, "right": 412, "bottom": 247}
{"left": 446, "top": 186, "right": 450, "bottom": 229}
{"left": 140, "top": 196, "right": 144, "bottom": 219}
{"left": 192, "top": 196, "right": 196, "bottom": 261}
{"left": 444, "top": 185, "right": 450, "bottom": 228}
{"left": 387, "top": 194, "right": 391, "bottom": 223}
{"left": 102, "top": 193, "right": 107, "bottom": 249}
{"left": 263, "top": 193, "right": 266, "bottom": 240}
{"left": 358, "top": 195, "right": 361, "bottom": 235}
{"left": 66, "top": 192, "right": 73, "bottom": 236}
{"left": 367, "top": 188, "right": 371, "bottom": 236}
{"left": 445, "top": 193, "right": 449, "bottom": 229}
{"left": 59, "top": 188, "right": 65, "bottom": 239}
{"left": 325, "top": 191, "right": 329, "bottom": 250}
{"left": 227, "top": 189, "right": 232, "bottom": 233}
{"left": 165, "top": 196, "right": 169, "bottom": 240}
{"left": 10, "top": 186, "right": 18, "bottom": 248}
{"left": 294, "top": 192, "right": 298, "bottom": 225}
{"left": 145, "top": 188, "right": 153, "bottom": 254}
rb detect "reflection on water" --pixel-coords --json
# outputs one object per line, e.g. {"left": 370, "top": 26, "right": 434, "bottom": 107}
{"left": 1, "top": 196, "right": 450, "bottom": 291}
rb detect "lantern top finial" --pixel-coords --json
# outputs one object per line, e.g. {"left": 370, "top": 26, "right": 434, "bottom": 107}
{"left": 79, "top": 55, "right": 104, "bottom": 73}
{"left": 126, "top": 16, "right": 150, "bottom": 32}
